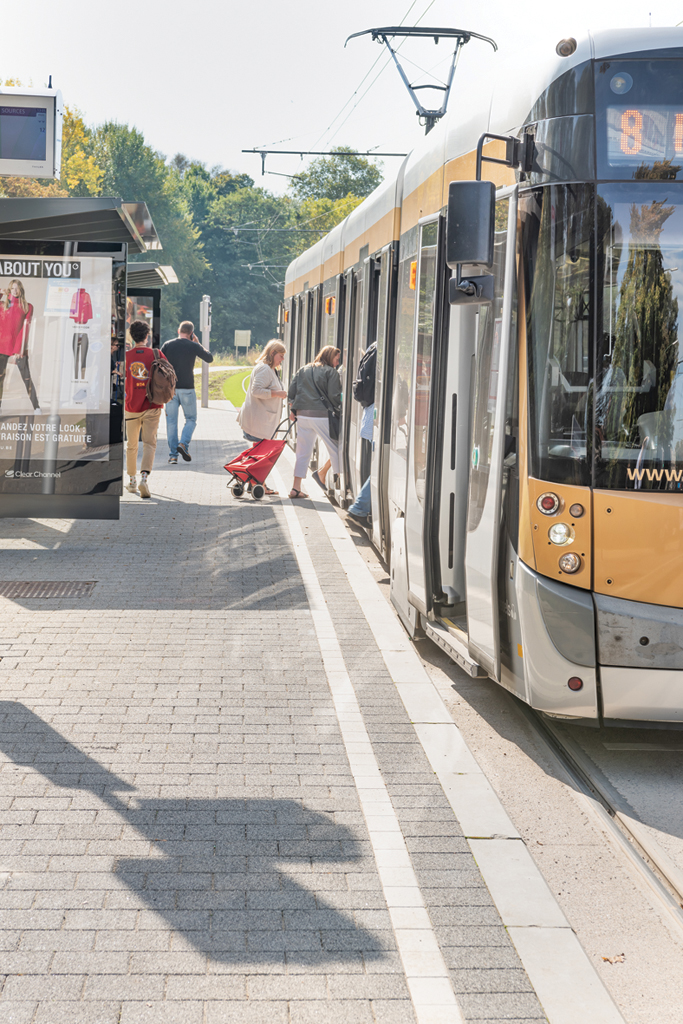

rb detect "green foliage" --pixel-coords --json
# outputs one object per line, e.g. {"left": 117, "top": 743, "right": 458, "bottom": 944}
{"left": 289, "top": 146, "right": 383, "bottom": 202}
{"left": 0, "top": 82, "right": 380, "bottom": 348}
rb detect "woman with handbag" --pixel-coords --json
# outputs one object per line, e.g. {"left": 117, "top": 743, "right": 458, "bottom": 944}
{"left": 238, "top": 340, "right": 288, "bottom": 496}
{"left": 287, "top": 345, "right": 341, "bottom": 499}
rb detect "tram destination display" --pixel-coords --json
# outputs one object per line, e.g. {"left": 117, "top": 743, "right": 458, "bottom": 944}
{"left": 597, "top": 60, "right": 683, "bottom": 179}
{"left": 0, "top": 252, "right": 119, "bottom": 467}
{"left": 607, "top": 106, "right": 683, "bottom": 167}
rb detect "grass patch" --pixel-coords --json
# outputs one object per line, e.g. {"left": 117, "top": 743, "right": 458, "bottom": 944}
{"left": 221, "top": 368, "right": 252, "bottom": 406}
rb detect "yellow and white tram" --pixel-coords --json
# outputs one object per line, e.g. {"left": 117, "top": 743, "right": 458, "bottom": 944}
{"left": 283, "top": 29, "right": 683, "bottom": 726}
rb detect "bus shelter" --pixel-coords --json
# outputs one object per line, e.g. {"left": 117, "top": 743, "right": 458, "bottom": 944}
{"left": 0, "top": 197, "right": 165, "bottom": 520}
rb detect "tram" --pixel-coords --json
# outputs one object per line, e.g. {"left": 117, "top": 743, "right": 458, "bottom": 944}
{"left": 282, "top": 28, "right": 683, "bottom": 726}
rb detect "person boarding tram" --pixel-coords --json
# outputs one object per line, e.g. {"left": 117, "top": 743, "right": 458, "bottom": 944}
{"left": 288, "top": 346, "right": 341, "bottom": 500}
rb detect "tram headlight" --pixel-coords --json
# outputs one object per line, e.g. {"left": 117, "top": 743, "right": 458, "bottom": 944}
{"left": 549, "top": 523, "right": 574, "bottom": 545}
{"left": 610, "top": 72, "right": 633, "bottom": 95}
{"left": 559, "top": 552, "right": 581, "bottom": 573}
{"left": 537, "top": 492, "right": 560, "bottom": 515}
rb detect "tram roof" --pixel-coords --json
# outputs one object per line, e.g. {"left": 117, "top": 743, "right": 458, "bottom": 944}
{"left": 285, "top": 26, "right": 683, "bottom": 296}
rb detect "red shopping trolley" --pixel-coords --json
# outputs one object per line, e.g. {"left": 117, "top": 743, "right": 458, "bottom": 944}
{"left": 224, "top": 418, "right": 295, "bottom": 500}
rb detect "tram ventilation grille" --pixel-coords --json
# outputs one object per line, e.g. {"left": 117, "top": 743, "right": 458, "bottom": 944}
{"left": 0, "top": 581, "right": 96, "bottom": 599}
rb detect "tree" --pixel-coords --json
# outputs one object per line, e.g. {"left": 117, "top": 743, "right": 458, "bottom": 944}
{"left": 289, "top": 147, "right": 383, "bottom": 202}
{"left": 60, "top": 106, "right": 103, "bottom": 196}
{"left": 93, "top": 123, "right": 208, "bottom": 335}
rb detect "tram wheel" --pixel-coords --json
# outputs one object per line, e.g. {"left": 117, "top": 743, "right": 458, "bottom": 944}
{"left": 231, "top": 483, "right": 245, "bottom": 497}
{"left": 252, "top": 484, "right": 265, "bottom": 500}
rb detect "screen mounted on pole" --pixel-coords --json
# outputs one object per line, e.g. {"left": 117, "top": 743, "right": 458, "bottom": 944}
{"left": 0, "top": 87, "right": 62, "bottom": 179}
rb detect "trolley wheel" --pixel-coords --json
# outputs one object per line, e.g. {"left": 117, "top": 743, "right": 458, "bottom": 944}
{"left": 252, "top": 484, "right": 265, "bottom": 500}
{"left": 231, "top": 483, "right": 245, "bottom": 497}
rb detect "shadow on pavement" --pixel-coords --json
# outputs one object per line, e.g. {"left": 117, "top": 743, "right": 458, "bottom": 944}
{"left": 0, "top": 702, "right": 387, "bottom": 965}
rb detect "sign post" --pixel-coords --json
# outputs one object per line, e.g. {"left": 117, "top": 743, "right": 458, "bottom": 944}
{"left": 234, "top": 330, "right": 251, "bottom": 358}
{"left": 199, "top": 294, "right": 211, "bottom": 409}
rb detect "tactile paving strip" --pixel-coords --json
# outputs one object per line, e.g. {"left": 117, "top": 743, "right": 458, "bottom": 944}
{"left": 0, "top": 580, "right": 96, "bottom": 599}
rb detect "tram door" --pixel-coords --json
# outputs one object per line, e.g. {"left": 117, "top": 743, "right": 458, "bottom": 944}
{"left": 346, "top": 271, "right": 365, "bottom": 499}
{"left": 405, "top": 217, "right": 442, "bottom": 610}
{"left": 464, "top": 188, "right": 518, "bottom": 681}
{"left": 370, "top": 245, "right": 396, "bottom": 561}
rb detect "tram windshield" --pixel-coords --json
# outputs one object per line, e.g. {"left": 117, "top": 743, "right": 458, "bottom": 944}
{"left": 522, "top": 183, "right": 683, "bottom": 491}
{"left": 597, "top": 184, "right": 683, "bottom": 489}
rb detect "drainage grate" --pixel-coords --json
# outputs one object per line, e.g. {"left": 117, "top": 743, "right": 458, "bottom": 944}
{"left": 0, "top": 581, "right": 97, "bottom": 599}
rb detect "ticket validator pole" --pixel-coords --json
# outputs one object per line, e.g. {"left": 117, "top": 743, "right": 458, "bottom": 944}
{"left": 199, "top": 294, "right": 211, "bottom": 409}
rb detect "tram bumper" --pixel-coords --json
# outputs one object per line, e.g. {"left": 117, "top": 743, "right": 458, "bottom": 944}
{"left": 595, "top": 595, "right": 683, "bottom": 724}
{"left": 517, "top": 560, "right": 599, "bottom": 719}
{"left": 517, "top": 563, "right": 683, "bottom": 723}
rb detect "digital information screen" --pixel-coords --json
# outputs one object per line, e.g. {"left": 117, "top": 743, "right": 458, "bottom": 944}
{"left": 0, "top": 106, "right": 47, "bottom": 161}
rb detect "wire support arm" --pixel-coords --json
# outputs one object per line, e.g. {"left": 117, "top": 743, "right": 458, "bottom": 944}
{"left": 345, "top": 26, "right": 497, "bottom": 134}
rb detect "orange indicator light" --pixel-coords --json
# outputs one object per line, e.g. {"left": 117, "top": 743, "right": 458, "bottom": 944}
{"left": 620, "top": 109, "right": 643, "bottom": 155}
{"left": 409, "top": 261, "right": 417, "bottom": 290}
{"left": 284, "top": 309, "right": 289, "bottom": 323}
{"left": 325, "top": 296, "right": 336, "bottom": 315}
{"left": 675, "top": 113, "right": 683, "bottom": 153}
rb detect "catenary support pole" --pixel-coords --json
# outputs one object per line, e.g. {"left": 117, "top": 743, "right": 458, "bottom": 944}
{"left": 199, "top": 294, "right": 211, "bottom": 409}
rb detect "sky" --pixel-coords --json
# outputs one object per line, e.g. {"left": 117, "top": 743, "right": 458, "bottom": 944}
{"left": 2, "top": 0, "right": 683, "bottom": 194}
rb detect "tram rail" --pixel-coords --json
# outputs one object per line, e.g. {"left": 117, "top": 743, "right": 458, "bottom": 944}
{"left": 517, "top": 703, "right": 683, "bottom": 943}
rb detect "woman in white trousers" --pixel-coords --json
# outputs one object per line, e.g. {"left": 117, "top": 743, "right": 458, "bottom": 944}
{"left": 287, "top": 346, "right": 342, "bottom": 499}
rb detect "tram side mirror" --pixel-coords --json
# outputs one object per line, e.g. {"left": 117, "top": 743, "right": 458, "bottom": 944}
{"left": 447, "top": 180, "right": 495, "bottom": 305}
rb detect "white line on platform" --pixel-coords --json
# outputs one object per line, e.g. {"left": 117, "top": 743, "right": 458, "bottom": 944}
{"left": 272, "top": 468, "right": 465, "bottom": 1024}
{"left": 274, "top": 445, "right": 626, "bottom": 1024}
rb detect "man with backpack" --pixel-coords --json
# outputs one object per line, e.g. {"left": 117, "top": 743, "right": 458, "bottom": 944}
{"left": 125, "top": 319, "right": 176, "bottom": 499}
{"left": 352, "top": 341, "right": 377, "bottom": 487}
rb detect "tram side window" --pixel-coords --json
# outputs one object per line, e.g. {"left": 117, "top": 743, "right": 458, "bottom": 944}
{"left": 468, "top": 199, "right": 510, "bottom": 532}
{"left": 521, "top": 184, "right": 593, "bottom": 487}
{"left": 375, "top": 253, "right": 390, "bottom": 409}
{"left": 390, "top": 257, "right": 417, "bottom": 459}
{"left": 413, "top": 222, "right": 439, "bottom": 502}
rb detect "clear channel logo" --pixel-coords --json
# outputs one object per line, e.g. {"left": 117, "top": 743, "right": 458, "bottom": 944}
{"left": 5, "top": 470, "right": 61, "bottom": 479}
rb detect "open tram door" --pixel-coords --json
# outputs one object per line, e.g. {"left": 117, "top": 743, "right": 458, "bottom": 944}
{"left": 459, "top": 184, "right": 518, "bottom": 681}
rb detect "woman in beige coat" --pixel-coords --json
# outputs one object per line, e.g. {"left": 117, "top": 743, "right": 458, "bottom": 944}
{"left": 237, "top": 340, "right": 287, "bottom": 495}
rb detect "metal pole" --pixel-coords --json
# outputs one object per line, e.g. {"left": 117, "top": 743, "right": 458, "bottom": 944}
{"left": 200, "top": 295, "right": 211, "bottom": 409}
{"left": 201, "top": 328, "right": 210, "bottom": 409}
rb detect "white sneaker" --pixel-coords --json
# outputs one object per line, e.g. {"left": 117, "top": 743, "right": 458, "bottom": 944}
{"left": 33, "top": 408, "right": 43, "bottom": 415}
{"left": 126, "top": 477, "right": 138, "bottom": 493}
{"left": 73, "top": 388, "right": 87, "bottom": 402}
{"left": 139, "top": 476, "right": 151, "bottom": 499}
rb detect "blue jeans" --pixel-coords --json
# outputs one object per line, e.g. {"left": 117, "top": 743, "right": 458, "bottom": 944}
{"left": 165, "top": 389, "right": 197, "bottom": 455}
{"left": 349, "top": 476, "right": 371, "bottom": 517}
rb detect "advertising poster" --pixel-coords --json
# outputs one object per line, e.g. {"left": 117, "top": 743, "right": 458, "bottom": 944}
{"left": 0, "top": 254, "right": 115, "bottom": 464}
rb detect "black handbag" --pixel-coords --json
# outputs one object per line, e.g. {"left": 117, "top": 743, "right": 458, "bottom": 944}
{"left": 309, "top": 367, "right": 341, "bottom": 442}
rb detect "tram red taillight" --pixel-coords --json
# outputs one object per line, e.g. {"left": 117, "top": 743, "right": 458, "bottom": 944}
{"left": 568, "top": 677, "right": 583, "bottom": 691}
{"left": 537, "top": 492, "right": 560, "bottom": 515}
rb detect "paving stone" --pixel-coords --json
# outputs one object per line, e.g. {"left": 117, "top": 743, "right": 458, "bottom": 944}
{"left": 0, "top": 409, "right": 543, "bottom": 1024}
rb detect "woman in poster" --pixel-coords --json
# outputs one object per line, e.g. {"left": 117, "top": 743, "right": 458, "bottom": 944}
{"left": 0, "top": 279, "right": 41, "bottom": 413}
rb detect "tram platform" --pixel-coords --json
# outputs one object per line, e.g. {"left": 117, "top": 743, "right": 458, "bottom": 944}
{"left": 0, "top": 405, "right": 625, "bottom": 1024}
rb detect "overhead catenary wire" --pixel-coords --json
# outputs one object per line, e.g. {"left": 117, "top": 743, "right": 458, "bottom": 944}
{"left": 311, "top": 0, "right": 423, "bottom": 149}
{"left": 325, "top": 0, "right": 438, "bottom": 148}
